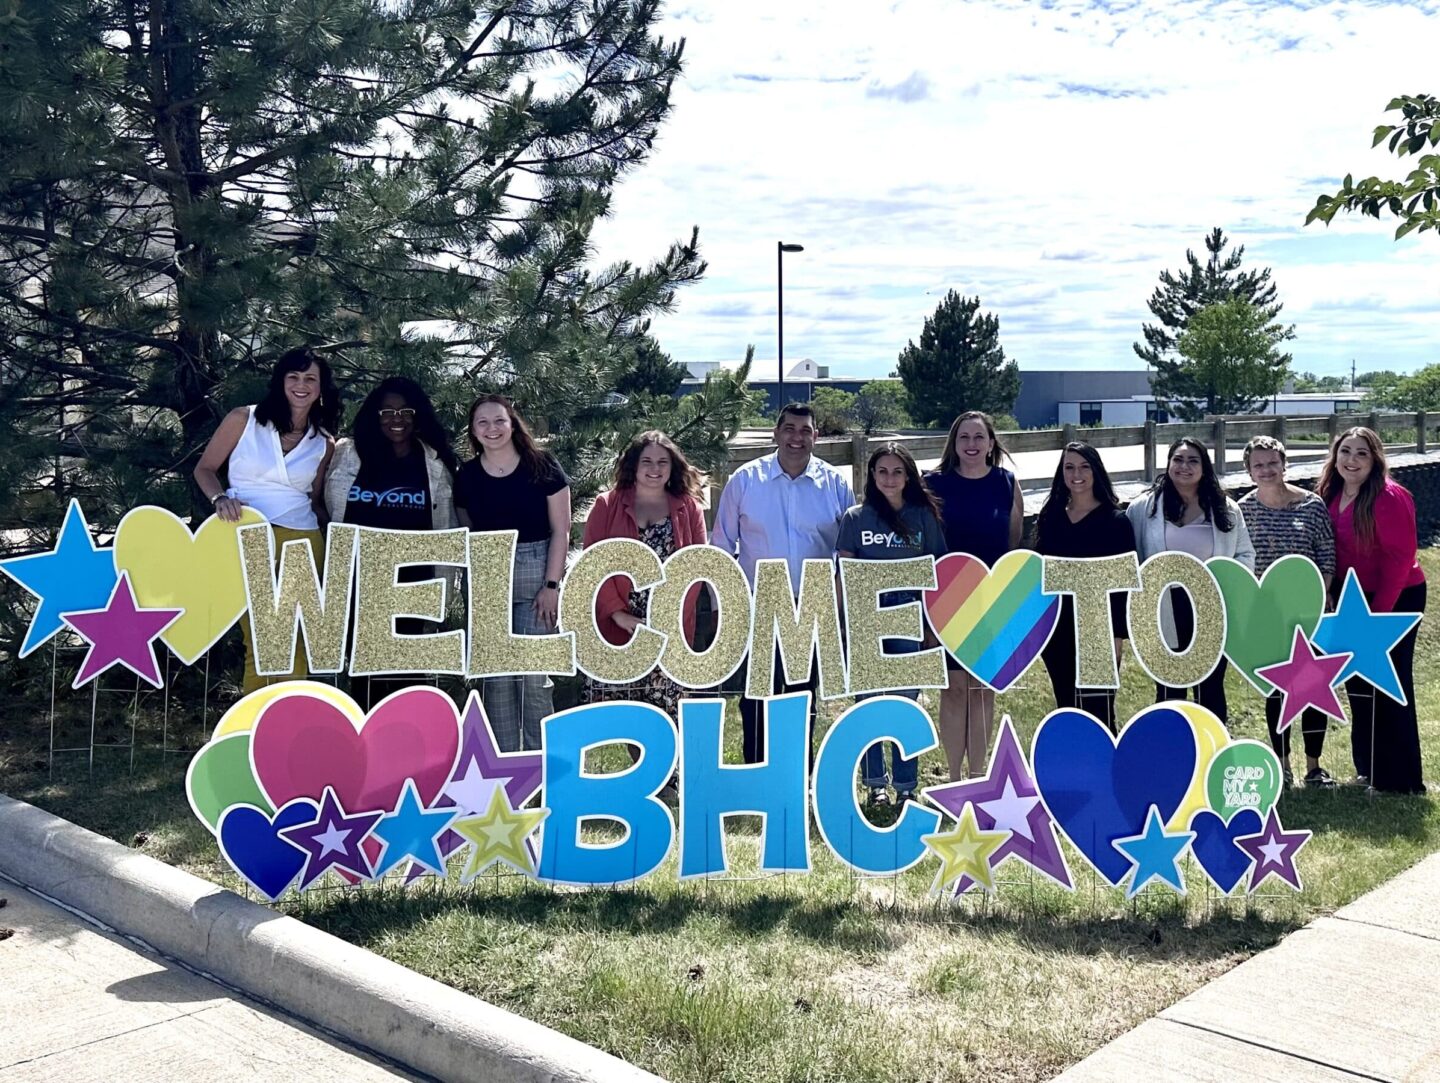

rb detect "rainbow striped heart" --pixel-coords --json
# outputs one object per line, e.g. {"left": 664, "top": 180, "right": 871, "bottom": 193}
{"left": 924, "top": 551, "right": 1061, "bottom": 691}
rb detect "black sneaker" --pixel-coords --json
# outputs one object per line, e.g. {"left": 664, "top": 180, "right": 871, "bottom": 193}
{"left": 1303, "top": 767, "right": 1337, "bottom": 788}
{"left": 865, "top": 787, "right": 891, "bottom": 809}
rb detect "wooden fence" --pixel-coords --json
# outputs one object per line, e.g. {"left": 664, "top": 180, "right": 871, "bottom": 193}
{"left": 706, "top": 410, "right": 1439, "bottom": 519}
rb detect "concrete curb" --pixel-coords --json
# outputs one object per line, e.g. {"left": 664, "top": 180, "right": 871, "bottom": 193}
{"left": 0, "top": 793, "right": 665, "bottom": 1083}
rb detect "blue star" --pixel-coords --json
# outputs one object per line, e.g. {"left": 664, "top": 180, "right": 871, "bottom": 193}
{"left": 370, "top": 779, "right": 460, "bottom": 877}
{"left": 1313, "top": 569, "right": 1422, "bottom": 706}
{"left": 1113, "top": 806, "right": 1195, "bottom": 900}
{"left": 0, "top": 500, "right": 118, "bottom": 657}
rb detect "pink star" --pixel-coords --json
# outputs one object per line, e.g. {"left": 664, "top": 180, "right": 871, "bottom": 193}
{"left": 1234, "top": 807, "right": 1311, "bottom": 892}
{"left": 1256, "top": 628, "right": 1352, "bottom": 733}
{"left": 63, "top": 572, "right": 181, "bottom": 689}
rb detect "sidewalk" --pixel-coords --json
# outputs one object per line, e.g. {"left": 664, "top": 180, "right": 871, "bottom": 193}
{"left": 1054, "top": 850, "right": 1440, "bottom": 1081}
{"left": 0, "top": 882, "right": 415, "bottom": 1082}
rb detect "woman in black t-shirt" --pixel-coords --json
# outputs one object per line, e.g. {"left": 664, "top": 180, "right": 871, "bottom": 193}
{"left": 455, "top": 394, "right": 572, "bottom": 753}
{"left": 1032, "top": 442, "right": 1136, "bottom": 732}
{"left": 324, "top": 377, "right": 460, "bottom": 707}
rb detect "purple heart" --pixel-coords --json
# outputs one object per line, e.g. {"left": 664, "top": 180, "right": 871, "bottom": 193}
{"left": 1189, "top": 808, "right": 1263, "bottom": 893}
{"left": 218, "top": 799, "right": 319, "bottom": 901}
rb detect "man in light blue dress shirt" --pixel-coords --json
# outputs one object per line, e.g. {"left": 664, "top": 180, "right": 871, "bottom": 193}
{"left": 712, "top": 402, "right": 855, "bottom": 763}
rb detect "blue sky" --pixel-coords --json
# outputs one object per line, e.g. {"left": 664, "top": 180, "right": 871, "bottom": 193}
{"left": 589, "top": 0, "right": 1440, "bottom": 379}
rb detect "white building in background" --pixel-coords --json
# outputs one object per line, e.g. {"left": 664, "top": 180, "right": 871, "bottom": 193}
{"left": 1057, "top": 391, "right": 1366, "bottom": 427}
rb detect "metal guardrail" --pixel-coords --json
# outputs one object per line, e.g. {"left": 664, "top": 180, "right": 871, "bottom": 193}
{"left": 708, "top": 410, "right": 1437, "bottom": 521}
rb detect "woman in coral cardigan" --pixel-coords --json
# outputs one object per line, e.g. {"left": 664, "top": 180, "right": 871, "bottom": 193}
{"left": 582, "top": 432, "right": 708, "bottom": 796}
{"left": 1318, "top": 426, "right": 1426, "bottom": 794}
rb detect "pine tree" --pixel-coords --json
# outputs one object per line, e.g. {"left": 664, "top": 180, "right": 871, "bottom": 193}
{"left": 1135, "top": 228, "right": 1294, "bottom": 416}
{"left": 0, "top": 0, "right": 745, "bottom": 549}
{"left": 1173, "top": 298, "right": 1291, "bottom": 418}
{"left": 895, "top": 292, "right": 1019, "bottom": 428}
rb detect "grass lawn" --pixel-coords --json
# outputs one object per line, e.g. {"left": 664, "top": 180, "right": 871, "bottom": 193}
{"left": 5, "top": 552, "right": 1440, "bottom": 1082}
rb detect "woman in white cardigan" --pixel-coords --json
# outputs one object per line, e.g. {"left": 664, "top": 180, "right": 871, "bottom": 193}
{"left": 1126, "top": 438, "right": 1254, "bottom": 721}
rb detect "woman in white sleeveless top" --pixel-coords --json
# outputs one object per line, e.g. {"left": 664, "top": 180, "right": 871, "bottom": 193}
{"left": 194, "top": 347, "right": 338, "bottom": 692}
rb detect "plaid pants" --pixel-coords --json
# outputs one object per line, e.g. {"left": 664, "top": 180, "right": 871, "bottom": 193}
{"left": 481, "top": 538, "right": 555, "bottom": 752}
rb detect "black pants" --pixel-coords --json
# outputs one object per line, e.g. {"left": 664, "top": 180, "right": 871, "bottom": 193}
{"left": 1347, "top": 581, "right": 1426, "bottom": 794}
{"left": 1041, "top": 620, "right": 1119, "bottom": 733}
{"left": 1264, "top": 695, "right": 1327, "bottom": 763}
{"left": 739, "top": 649, "right": 818, "bottom": 764}
{"left": 1154, "top": 588, "right": 1229, "bottom": 721}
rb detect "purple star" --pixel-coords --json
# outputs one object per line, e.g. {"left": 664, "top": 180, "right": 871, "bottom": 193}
{"left": 63, "top": 572, "right": 181, "bottom": 689}
{"left": 1256, "top": 628, "right": 1352, "bottom": 732}
{"left": 1235, "top": 807, "right": 1311, "bottom": 893}
{"left": 280, "top": 787, "right": 383, "bottom": 888}
{"left": 922, "top": 715, "right": 1072, "bottom": 891}
{"left": 407, "top": 692, "right": 543, "bottom": 882}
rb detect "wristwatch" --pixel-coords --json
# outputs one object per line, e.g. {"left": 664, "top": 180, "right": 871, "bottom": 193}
{"left": 210, "top": 491, "right": 226, "bottom": 505}
{"left": 544, "top": 580, "right": 560, "bottom": 590}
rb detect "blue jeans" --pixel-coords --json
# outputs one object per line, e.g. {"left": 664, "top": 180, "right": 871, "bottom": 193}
{"left": 859, "top": 637, "right": 921, "bottom": 793}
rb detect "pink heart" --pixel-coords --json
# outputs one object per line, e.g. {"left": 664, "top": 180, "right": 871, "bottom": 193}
{"left": 251, "top": 687, "right": 461, "bottom": 816}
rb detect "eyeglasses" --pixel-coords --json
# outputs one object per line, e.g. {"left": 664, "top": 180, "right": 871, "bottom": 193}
{"left": 379, "top": 408, "right": 416, "bottom": 421}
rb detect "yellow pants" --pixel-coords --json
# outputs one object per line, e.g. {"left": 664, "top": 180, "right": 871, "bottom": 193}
{"left": 241, "top": 525, "right": 323, "bottom": 694}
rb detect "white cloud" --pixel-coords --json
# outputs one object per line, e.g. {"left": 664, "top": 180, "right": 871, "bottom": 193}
{"left": 589, "top": 0, "right": 1440, "bottom": 378}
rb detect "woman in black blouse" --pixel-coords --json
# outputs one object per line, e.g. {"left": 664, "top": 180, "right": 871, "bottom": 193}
{"left": 1032, "top": 443, "right": 1136, "bottom": 731}
{"left": 455, "top": 394, "right": 572, "bottom": 753}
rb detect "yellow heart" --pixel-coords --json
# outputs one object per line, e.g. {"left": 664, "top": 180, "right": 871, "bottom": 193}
{"left": 114, "top": 505, "right": 268, "bottom": 665}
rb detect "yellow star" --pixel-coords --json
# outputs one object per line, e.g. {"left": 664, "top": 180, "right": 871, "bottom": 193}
{"left": 922, "top": 804, "right": 1009, "bottom": 894}
{"left": 453, "top": 787, "right": 549, "bottom": 881}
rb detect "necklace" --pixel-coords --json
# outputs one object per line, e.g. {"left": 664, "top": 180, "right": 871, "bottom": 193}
{"left": 483, "top": 454, "right": 519, "bottom": 478}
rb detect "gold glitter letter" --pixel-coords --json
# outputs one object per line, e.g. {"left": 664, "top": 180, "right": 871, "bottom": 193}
{"left": 651, "top": 546, "right": 751, "bottom": 689}
{"left": 351, "top": 527, "right": 468, "bottom": 676}
{"left": 239, "top": 523, "right": 357, "bottom": 674}
{"left": 838, "top": 557, "right": 946, "bottom": 695}
{"left": 466, "top": 531, "right": 576, "bottom": 678}
{"left": 747, "top": 558, "right": 847, "bottom": 701}
{"left": 1041, "top": 553, "right": 1141, "bottom": 690}
{"left": 559, "top": 538, "right": 665, "bottom": 685}
{"left": 1127, "top": 552, "right": 1227, "bottom": 689}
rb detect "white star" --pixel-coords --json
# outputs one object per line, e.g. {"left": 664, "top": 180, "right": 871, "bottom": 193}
{"left": 1259, "top": 839, "right": 1288, "bottom": 867}
{"left": 444, "top": 758, "right": 502, "bottom": 816}
{"left": 977, "top": 777, "right": 1040, "bottom": 842}
{"left": 315, "top": 822, "right": 352, "bottom": 856}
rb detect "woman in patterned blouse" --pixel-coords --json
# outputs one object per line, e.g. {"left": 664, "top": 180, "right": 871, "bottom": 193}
{"left": 1238, "top": 436, "right": 1336, "bottom": 788}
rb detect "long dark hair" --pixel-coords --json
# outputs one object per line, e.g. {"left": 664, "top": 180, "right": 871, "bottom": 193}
{"left": 352, "top": 377, "right": 458, "bottom": 477}
{"left": 1149, "top": 437, "right": 1232, "bottom": 531}
{"left": 937, "top": 410, "right": 1011, "bottom": 474}
{"left": 254, "top": 346, "right": 341, "bottom": 436}
{"left": 1317, "top": 426, "right": 1395, "bottom": 545}
{"left": 466, "top": 393, "right": 555, "bottom": 481}
{"left": 614, "top": 430, "right": 705, "bottom": 501}
{"left": 1034, "top": 442, "right": 1120, "bottom": 551}
{"left": 864, "top": 443, "right": 943, "bottom": 535}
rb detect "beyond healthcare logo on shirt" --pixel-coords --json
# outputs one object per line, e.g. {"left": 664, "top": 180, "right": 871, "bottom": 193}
{"left": 859, "top": 527, "right": 923, "bottom": 550}
{"left": 348, "top": 484, "right": 428, "bottom": 508}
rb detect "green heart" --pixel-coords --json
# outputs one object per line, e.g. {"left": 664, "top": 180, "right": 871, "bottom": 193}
{"left": 1208, "top": 555, "right": 1325, "bottom": 695}
{"left": 185, "top": 732, "right": 273, "bottom": 832}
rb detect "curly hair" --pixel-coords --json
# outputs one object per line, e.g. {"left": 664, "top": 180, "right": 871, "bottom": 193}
{"left": 254, "top": 346, "right": 341, "bottom": 436}
{"left": 613, "top": 430, "right": 705, "bottom": 500}
{"left": 352, "top": 376, "right": 458, "bottom": 477}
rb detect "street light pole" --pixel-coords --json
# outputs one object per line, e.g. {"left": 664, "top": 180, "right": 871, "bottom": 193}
{"left": 777, "top": 242, "right": 804, "bottom": 411}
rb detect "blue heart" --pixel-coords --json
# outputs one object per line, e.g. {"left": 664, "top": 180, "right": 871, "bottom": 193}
{"left": 218, "top": 799, "right": 319, "bottom": 901}
{"left": 1188, "top": 808, "right": 1262, "bottom": 893}
{"left": 1032, "top": 707, "right": 1197, "bottom": 886}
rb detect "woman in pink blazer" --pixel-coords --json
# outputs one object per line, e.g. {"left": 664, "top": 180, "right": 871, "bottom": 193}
{"left": 582, "top": 432, "right": 708, "bottom": 797}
